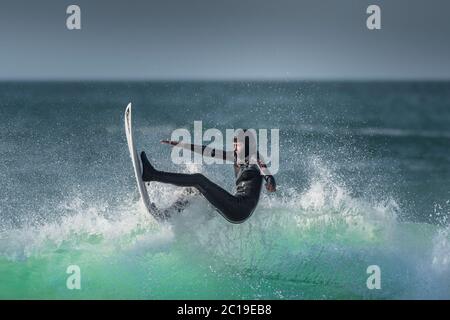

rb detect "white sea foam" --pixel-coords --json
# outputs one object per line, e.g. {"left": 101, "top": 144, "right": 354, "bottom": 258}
{"left": 1, "top": 159, "right": 449, "bottom": 298}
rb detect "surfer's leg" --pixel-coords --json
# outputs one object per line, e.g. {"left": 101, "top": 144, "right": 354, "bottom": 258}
{"left": 141, "top": 152, "right": 251, "bottom": 223}
{"left": 141, "top": 151, "right": 230, "bottom": 194}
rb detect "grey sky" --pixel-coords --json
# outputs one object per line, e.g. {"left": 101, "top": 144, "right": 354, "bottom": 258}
{"left": 0, "top": 0, "right": 449, "bottom": 80}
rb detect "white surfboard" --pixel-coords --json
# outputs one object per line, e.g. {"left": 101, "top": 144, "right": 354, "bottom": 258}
{"left": 124, "top": 103, "right": 159, "bottom": 218}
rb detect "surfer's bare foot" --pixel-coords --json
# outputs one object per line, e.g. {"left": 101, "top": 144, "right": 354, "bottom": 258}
{"left": 141, "top": 151, "right": 157, "bottom": 181}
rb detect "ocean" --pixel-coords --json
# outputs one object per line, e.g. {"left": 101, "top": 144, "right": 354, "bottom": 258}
{"left": 0, "top": 81, "right": 449, "bottom": 299}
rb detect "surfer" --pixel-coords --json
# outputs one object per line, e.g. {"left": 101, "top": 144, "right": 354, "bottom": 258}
{"left": 140, "top": 132, "right": 276, "bottom": 223}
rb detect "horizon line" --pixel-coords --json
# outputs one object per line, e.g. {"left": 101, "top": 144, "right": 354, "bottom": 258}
{"left": 0, "top": 77, "right": 450, "bottom": 82}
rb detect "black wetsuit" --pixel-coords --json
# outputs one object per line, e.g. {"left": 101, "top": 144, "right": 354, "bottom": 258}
{"left": 141, "top": 152, "right": 263, "bottom": 223}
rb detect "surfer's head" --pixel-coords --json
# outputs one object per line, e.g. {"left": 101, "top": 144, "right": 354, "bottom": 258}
{"left": 233, "top": 129, "right": 257, "bottom": 164}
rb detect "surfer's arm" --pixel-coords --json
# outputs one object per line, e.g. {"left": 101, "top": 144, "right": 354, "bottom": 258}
{"left": 256, "top": 153, "right": 276, "bottom": 192}
{"left": 161, "top": 140, "right": 234, "bottom": 162}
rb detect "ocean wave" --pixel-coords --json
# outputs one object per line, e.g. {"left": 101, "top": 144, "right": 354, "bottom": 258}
{"left": 0, "top": 159, "right": 449, "bottom": 299}
{"left": 292, "top": 124, "right": 450, "bottom": 139}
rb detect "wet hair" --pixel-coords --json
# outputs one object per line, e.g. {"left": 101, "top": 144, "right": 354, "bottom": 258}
{"left": 234, "top": 129, "right": 257, "bottom": 162}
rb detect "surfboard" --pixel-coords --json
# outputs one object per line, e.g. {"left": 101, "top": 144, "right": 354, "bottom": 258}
{"left": 124, "top": 103, "right": 160, "bottom": 219}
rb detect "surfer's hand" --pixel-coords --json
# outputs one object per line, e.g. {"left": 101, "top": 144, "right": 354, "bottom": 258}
{"left": 265, "top": 175, "right": 276, "bottom": 192}
{"left": 161, "top": 140, "right": 179, "bottom": 146}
